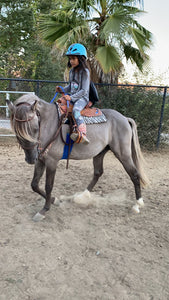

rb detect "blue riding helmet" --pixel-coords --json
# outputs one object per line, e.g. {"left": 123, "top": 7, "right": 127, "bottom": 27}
{"left": 66, "top": 43, "right": 87, "bottom": 59}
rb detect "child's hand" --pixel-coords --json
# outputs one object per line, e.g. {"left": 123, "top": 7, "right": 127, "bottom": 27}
{"left": 56, "top": 86, "right": 62, "bottom": 93}
{"left": 63, "top": 95, "right": 71, "bottom": 101}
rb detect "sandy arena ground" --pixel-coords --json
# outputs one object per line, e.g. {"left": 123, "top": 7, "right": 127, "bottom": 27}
{"left": 0, "top": 139, "right": 169, "bottom": 300}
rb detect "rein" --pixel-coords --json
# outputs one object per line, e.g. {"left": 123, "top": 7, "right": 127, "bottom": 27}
{"left": 13, "top": 100, "right": 71, "bottom": 162}
{"left": 38, "top": 103, "right": 68, "bottom": 158}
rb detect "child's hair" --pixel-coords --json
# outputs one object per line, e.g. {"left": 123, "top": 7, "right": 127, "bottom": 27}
{"left": 67, "top": 55, "right": 90, "bottom": 72}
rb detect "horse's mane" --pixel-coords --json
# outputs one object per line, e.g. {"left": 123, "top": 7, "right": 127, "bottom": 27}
{"left": 11, "top": 94, "right": 42, "bottom": 143}
{"left": 14, "top": 94, "right": 41, "bottom": 106}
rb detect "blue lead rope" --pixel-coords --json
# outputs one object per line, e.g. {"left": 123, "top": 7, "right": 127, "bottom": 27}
{"left": 62, "top": 133, "right": 74, "bottom": 159}
{"left": 50, "top": 86, "right": 67, "bottom": 103}
{"left": 50, "top": 87, "right": 73, "bottom": 159}
{"left": 50, "top": 92, "right": 58, "bottom": 103}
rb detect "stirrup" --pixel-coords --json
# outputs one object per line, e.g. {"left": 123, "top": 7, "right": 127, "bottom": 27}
{"left": 81, "top": 134, "right": 90, "bottom": 144}
{"left": 70, "top": 131, "right": 89, "bottom": 144}
{"left": 70, "top": 131, "right": 79, "bottom": 142}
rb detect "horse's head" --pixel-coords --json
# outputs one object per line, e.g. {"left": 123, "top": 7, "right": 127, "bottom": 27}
{"left": 7, "top": 97, "right": 40, "bottom": 164}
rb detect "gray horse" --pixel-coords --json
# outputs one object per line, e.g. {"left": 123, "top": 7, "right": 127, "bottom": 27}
{"left": 7, "top": 94, "right": 148, "bottom": 221}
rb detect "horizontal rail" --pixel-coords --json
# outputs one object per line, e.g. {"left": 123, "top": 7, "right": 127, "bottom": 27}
{"left": 0, "top": 91, "right": 35, "bottom": 94}
{"left": 0, "top": 90, "right": 35, "bottom": 136}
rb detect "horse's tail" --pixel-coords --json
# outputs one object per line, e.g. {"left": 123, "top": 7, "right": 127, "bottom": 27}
{"left": 127, "top": 118, "right": 149, "bottom": 187}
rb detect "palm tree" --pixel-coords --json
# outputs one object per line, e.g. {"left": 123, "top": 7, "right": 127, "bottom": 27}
{"left": 39, "top": 0, "right": 152, "bottom": 83}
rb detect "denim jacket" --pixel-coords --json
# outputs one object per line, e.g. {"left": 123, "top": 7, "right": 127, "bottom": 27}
{"left": 64, "top": 68, "right": 90, "bottom": 103}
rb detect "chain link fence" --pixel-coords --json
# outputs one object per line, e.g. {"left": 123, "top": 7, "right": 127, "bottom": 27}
{"left": 0, "top": 91, "right": 35, "bottom": 136}
{"left": 0, "top": 78, "right": 168, "bottom": 150}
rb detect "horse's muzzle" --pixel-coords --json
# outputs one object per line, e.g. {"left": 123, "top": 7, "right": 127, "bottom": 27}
{"left": 24, "top": 150, "right": 38, "bottom": 165}
{"left": 25, "top": 157, "right": 36, "bottom": 164}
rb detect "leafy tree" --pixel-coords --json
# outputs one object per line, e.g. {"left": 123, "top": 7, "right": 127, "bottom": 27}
{"left": 39, "top": 0, "right": 152, "bottom": 83}
{"left": 0, "top": 0, "right": 64, "bottom": 81}
{"left": 0, "top": 0, "right": 36, "bottom": 76}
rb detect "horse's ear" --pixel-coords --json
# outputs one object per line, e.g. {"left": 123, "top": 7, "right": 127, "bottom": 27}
{"left": 31, "top": 100, "right": 38, "bottom": 112}
{"left": 6, "top": 100, "right": 16, "bottom": 114}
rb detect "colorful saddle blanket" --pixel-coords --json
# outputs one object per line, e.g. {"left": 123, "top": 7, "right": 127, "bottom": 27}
{"left": 57, "top": 98, "right": 107, "bottom": 124}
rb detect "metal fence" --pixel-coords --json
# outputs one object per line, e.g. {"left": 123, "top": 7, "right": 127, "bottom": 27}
{"left": 0, "top": 77, "right": 169, "bottom": 150}
{"left": 0, "top": 91, "right": 35, "bottom": 136}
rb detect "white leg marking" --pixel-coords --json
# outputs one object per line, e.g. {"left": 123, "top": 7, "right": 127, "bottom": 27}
{"left": 53, "top": 197, "right": 60, "bottom": 206}
{"left": 132, "top": 204, "right": 140, "bottom": 213}
{"left": 137, "top": 198, "right": 144, "bottom": 207}
{"left": 73, "top": 189, "right": 92, "bottom": 207}
{"left": 33, "top": 212, "right": 45, "bottom": 222}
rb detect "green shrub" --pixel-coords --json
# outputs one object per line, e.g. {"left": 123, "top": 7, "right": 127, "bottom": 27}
{"left": 97, "top": 85, "right": 168, "bottom": 150}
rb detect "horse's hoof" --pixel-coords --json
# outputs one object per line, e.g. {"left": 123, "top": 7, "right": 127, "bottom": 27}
{"left": 33, "top": 212, "right": 45, "bottom": 222}
{"left": 137, "top": 198, "right": 144, "bottom": 207}
{"left": 132, "top": 204, "right": 140, "bottom": 213}
{"left": 53, "top": 197, "right": 60, "bottom": 206}
{"left": 73, "top": 189, "right": 92, "bottom": 207}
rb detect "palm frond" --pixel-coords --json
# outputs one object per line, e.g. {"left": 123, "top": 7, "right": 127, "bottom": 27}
{"left": 134, "top": 20, "right": 152, "bottom": 43}
{"left": 39, "top": 16, "right": 69, "bottom": 43}
{"left": 108, "top": 2, "right": 143, "bottom": 15}
{"left": 123, "top": 43, "right": 149, "bottom": 70}
{"left": 129, "top": 26, "right": 152, "bottom": 54}
{"left": 55, "top": 25, "right": 90, "bottom": 49}
{"left": 39, "top": 13, "right": 89, "bottom": 44}
{"left": 101, "top": 11, "right": 130, "bottom": 36}
{"left": 110, "top": 0, "right": 144, "bottom": 9}
{"left": 99, "top": 5, "right": 145, "bottom": 41}
{"left": 95, "top": 45, "right": 121, "bottom": 73}
{"left": 69, "top": 0, "right": 95, "bottom": 13}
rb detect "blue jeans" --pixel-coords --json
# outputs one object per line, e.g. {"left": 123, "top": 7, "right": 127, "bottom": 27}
{"left": 72, "top": 98, "right": 87, "bottom": 126}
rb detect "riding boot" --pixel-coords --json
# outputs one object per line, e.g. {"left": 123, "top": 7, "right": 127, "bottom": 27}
{"left": 70, "top": 123, "right": 89, "bottom": 144}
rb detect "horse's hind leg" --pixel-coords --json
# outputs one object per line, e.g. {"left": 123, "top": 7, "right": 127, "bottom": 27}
{"left": 117, "top": 154, "right": 144, "bottom": 213}
{"left": 87, "top": 146, "right": 109, "bottom": 191}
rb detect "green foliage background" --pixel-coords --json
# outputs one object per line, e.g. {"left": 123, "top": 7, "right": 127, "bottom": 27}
{"left": 0, "top": 0, "right": 65, "bottom": 81}
{"left": 97, "top": 85, "right": 169, "bottom": 149}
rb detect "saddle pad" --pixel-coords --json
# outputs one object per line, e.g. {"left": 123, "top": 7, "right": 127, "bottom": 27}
{"left": 57, "top": 101, "right": 107, "bottom": 124}
{"left": 81, "top": 107, "right": 102, "bottom": 117}
{"left": 83, "top": 112, "right": 107, "bottom": 124}
{"left": 81, "top": 107, "right": 107, "bottom": 124}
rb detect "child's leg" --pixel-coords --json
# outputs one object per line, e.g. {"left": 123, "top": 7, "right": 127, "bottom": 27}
{"left": 71, "top": 99, "right": 89, "bottom": 144}
{"left": 72, "top": 99, "right": 87, "bottom": 126}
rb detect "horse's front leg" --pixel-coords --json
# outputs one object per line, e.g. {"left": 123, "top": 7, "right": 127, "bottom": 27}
{"left": 40, "top": 167, "right": 56, "bottom": 215}
{"left": 32, "top": 161, "right": 57, "bottom": 222}
{"left": 31, "top": 159, "right": 46, "bottom": 198}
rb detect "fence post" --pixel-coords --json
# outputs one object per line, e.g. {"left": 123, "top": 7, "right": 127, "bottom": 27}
{"left": 6, "top": 93, "right": 10, "bottom": 118}
{"left": 156, "top": 87, "right": 167, "bottom": 149}
{"left": 36, "top": 81, "right": 39, "bottom": 96}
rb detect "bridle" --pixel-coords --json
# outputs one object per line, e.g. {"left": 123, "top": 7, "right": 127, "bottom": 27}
{"left": 13, "top": 101, "right": 62, "bottom": 156}
{"left": 14, "top": 114, "right": 36, "bottom": 123}
{"left": 14, "top": 102, "right": 41, "bottom": 150}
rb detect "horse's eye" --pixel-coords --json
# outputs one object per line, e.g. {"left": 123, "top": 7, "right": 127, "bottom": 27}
{"left": 32, "top": 125, "right": 39, "bottom": 134}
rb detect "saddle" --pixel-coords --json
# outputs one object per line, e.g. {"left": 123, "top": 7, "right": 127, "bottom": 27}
{"left": 56, "top": 97, "right": 107, "bottom": 169}
{"left": 57, "top": 97, "right": 103, "bottom": 118}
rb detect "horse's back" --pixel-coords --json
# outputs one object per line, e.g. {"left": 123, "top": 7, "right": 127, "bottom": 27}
{"left": 100, "top": 108, "right": 133, "bottom": 135}
{"left": 101, "top": 108, "right": 130, "bottom": 123}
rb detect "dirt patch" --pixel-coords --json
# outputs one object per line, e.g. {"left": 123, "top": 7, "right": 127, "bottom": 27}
{"left": 0, "top": 143, "right": 169, "bottom": 300}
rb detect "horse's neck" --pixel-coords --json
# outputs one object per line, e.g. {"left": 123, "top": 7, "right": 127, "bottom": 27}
{"left": 39, "top": 102, "right": 59, "bottom": 145}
